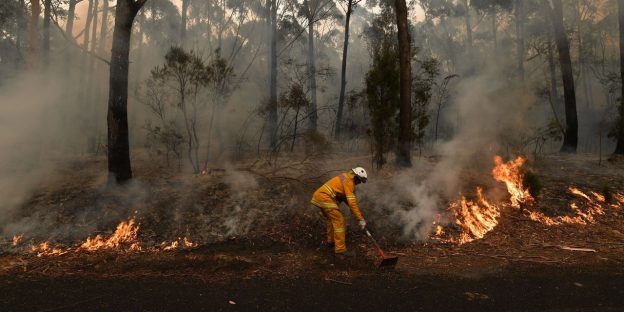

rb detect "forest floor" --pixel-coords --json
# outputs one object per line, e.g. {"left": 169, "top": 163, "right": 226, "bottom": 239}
{"left": 1, "top": 152, "right": 624, "bottom": 311}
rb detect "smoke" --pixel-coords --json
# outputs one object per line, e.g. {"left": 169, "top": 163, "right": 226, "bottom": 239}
{"left": 0, "top": 73, "right": 65, "bottom": 231}
{"left": 221, "top": 168, "right": 259, "bottom": 236}
{"left": 0, "top": 70, "right": 145, "bottom": 240}
{"left": 362, "top": 64, "right": 536, "bottom": 240}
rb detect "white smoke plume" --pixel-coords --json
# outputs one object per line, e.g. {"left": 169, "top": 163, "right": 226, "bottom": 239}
{"left": 362, "top": 64, "right": 535, "bottom": 240}
{"left": 0, "top": 73, "right": 66, "bottom": 230}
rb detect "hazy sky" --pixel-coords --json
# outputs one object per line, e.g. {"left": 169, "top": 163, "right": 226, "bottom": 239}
{"left": 69, "top": 0, "right": 425, "bottom": 38}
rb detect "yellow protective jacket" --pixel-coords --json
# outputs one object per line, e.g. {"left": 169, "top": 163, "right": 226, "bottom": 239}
{"left": 311, "top": 172, "right": 364, "bottom": 221}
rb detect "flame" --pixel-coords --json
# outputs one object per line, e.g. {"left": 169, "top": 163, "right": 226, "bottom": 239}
{"left": 161, "top": 237, "right": 198, "bottom": 251}
{"left": 12, "top": 234, "right": 23, "bottom": 247}
{"left": 527, "top": 187, "right": 610, "bottom": 226}
{"left": 22, "top": 217, "right": 199, "bottom": 257}
{"left": 492, "top": 155, "right": 534, "bottom": 207}
{"left": 434, "top": 155, "right": 531, "bottom": 244}
{"left": 432, "top": 154, "right": 623, "bottom": 243}
{"left": 568, "top": 187, "right": 591, "bottom": 202}
{"left": 30, "top": 242, "right": 68, "bottom": 257}
{"left": 590, "top": 191, "right": 605, "bottom": 203}
{"left": 183, "top": 237, "right": 197, "bottom": 248}
{"left": 162, "top": 240, "right": 179, "bottom": 251}
{"left": 79, "top": 217, "right": 141, "bottom": 252}
{"left": 450, "top": 187, "right": 500, "bottom": 244}
{"left": 435, "top": 225, "right": 444, "bottom": 236}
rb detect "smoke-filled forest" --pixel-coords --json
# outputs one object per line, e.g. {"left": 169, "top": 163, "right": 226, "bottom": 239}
{"left": 1, "top": 0, "right": 624, "bottom": 310}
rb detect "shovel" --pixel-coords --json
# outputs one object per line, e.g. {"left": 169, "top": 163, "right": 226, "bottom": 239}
{"left": 364, "top": 229, "right": 398, "bottom": 268}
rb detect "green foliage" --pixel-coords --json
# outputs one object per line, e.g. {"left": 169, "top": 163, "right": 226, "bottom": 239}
{"left": 150, "top": 46, "right": 207, "bottom": 105}
{"left": 141, "top": 0, "right": 183, "bottom": 49}
{"left": 146, "top": 46, "right": 236, "bottom": 171}
{"left": 144, "top": 121, "right": 184, "bottom": 166}
{"left": 365, "top": 8, "right": 400, "bottom": 169}
{"left": 470, "top": 0, "right": 513, "bottom": 12}
{"left": 522, "top": 170, "right": 542, "bottom": 198}
{"left": 278, "top": 83, "right": 309, "bottom": 110}
{"left": 204, "top": 49, "right": 237, "bottom": 103}
{"left": 412, "top": 57, "right": 440, "bottom": 150}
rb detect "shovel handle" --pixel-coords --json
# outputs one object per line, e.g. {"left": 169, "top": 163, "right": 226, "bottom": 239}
{"left": 364, "top": 229, "right": 386, "bottom": 257}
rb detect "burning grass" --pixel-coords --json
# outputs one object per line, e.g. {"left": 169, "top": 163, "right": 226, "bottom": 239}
{"left": 433, "top": 155, "right": 624, "bottom": 245}
{"left": 13, "top": 217, "right": 198, "bottom": 257}
{"left": 432, "top": 155, "right": 531, "bottom": 244}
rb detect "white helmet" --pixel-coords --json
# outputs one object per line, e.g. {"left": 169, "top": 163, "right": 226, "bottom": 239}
{"left": 352, "top": 167, "right": 368, "bottom": 181}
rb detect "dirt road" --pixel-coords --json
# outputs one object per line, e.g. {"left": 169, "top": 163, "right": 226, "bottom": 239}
{"left": 1, "top": 264, "right": 623, "bottom": 311}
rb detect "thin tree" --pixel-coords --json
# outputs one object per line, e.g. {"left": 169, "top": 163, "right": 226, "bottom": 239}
{"left": 42, "top": 0, "right": 51, "bottom": 67}
{"left": 543, "top": 0, "right": 578, "bottom": 153}
{"left": 335, "top": 0, "right": 361, "bottom": 139}
{"left": 462, "top": 0, "right": 473, "bottom": 74}
{"left": 515, "top": 0, "right": 524, "bottom": 81}
{"left": 394, "top": 0, "right": 412, "bottom": 166}
{"left": 300, "top": 0, "right": 335, "bottom": 131}
{"left": 65, "top": 0, "right": 80, "bottom": 36}
{"left": 27, "top": 0, "right": 41, "bottom": 70}
{"left": 616, "top": 0, "right": 624, "bottom": 154}
{"left": 107, "top": 0, "right": 148, "bottom": 183}
{"left": 268, "top": 0, "right": 279, "bottom": 148}
{"left": 98, "top": 0, "right": 110, "bottom": 58}
{"left": 181, "top": 0, "right": 189, "bottom": 45}
{"left": 81, "top": 0, "right": 95, "bottom": 73}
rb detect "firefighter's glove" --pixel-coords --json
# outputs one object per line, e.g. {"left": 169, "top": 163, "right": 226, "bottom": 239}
{"left": 359, "top": 220, "right": 367, "bottom": 230}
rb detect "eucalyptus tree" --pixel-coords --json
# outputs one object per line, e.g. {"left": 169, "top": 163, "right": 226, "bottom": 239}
{"left": 107, "top": 0, "right": 148, "bottom": 183}
{"left": 290, "top": 0, "right": 339, "bottom": 131}
{"left": 335, "top": 0, "right": 363, "bottom": 139}
{"left": 394, "top": 0, "right": 412, "bottom": 166}
{"left": 616, "top": 0, "right": 624, "bottom": 154}
{"left": 28, "top": 0, "right": 40, "bottom": 69}
{"left": 542, "top": 0, "right": 578, "bottom": 153}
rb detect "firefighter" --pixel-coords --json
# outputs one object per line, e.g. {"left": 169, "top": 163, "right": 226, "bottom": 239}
{"left": 311, "top": 167, "right": 367, "bottom": 258}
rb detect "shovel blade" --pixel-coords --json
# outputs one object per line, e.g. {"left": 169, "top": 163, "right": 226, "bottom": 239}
{"left": 378, "top": 255, "right": 398, "bottom": 268}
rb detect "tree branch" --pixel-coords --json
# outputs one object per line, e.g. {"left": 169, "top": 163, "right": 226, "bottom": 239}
{"left": 51, "top": 16, "right": 110, "bottom": 65}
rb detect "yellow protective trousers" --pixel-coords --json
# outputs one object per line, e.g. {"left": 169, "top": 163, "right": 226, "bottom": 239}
{"left": 318, "top": 206, "right": 346, "bottom": 253}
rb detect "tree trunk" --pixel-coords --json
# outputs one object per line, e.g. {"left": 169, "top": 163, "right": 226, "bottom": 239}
{"left": 181, "top": 0, "right": 189, "bottom": 45}
{"left": 268, "top": 0, "right": 278, "bottom": 148}
{"left": 90, "top": 0, "right": 99, "bottom": 56}
{"left": 394, "top": 0, "right": 412, "bottom": 167}
{"left": 515, "top": 0, "right": 525, "bottom": 82}
{"left": 66, "top": 0, "right": 77, "bottom": 36}
{"left": 548, "top": 38, "right": 559, "bottom": 104}
{"left": 548, "top": 0, "right": 578, "bottom": 153}
{"left": 27, "top": 0, "right": 40, "bottom": 70}
{"left": 107, "top": 0, "right": 146, "bottom": 183}
{"left": 134, "top": 9, "right": 145, "bottom": 94}
{"left": 42, "top": 0, "right": 51, "bottom": 67}
{"left": 307, "top": 14, "right": 318, "bottom": 131}
{"left": 83, "top": 0, "right": 94, "bottom": 49}
{"left": 440, "top": 16, "right": 455, "bottom": 72}
{"left": 64, "top": 0, "right": 78, "bottom": 73}
{"left": 462, "top": 0, "right": 473, "bottom": 74}
{"left": 98, "top": 0, "right": 110, "bottom": 57}
{"left": 291, "top": 107, "right": 300, "bottom": 152}
{"left": 616, "top": 0, "right": 624, "bottom": 154}
{"left": 81, "top": 0, "right": 94, "bottom": 75}
{"left": 16, "top": 0, "right": 26, "bottom": 69}
{"left": 335, "top": 0, "right": 353, "bottom": 140}
{"left": 86, "top": 0, "right": 100, "bottom": 153}
{"left": 576, "top": 15, "right": 590, "bottom": 110}
{"left": 491, "top": 7, "right": 497, "bottom": 53}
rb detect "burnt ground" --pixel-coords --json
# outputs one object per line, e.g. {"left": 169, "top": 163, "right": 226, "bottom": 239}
{"left": 1, "top": 153, "right": 624, "bottom": 311}
{"left": 2, "top": 265, "right": 624, "bottom": 312}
